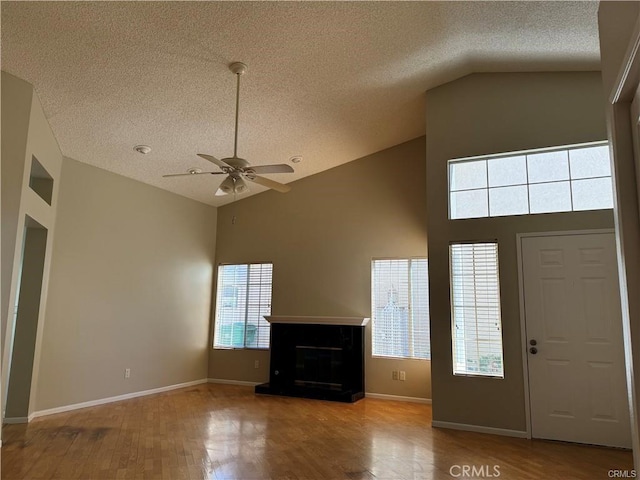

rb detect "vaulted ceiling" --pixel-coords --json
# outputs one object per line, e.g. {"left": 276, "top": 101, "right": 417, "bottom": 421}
{"left": 1, "top": 1, "right": 601, "bottom": 206}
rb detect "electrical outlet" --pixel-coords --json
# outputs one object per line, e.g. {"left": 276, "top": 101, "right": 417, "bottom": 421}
{"left": 392, "top": 370, "right": 398, "bottom": 381}
{"left": 125, "top": 368, "right": 131, "bottom": 379}
{"left": 400, "top": 371, "right": 406, "bottom": 381}
{"left": 254, "top": 360, "right": 259, "bottom": 369}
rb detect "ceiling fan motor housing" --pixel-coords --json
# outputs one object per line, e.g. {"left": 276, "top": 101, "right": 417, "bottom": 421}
{"left": 223, "top": 157, "right": 251, "bottom": 169}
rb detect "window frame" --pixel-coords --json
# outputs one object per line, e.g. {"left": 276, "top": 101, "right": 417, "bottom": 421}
{"left": 449, "top": 241, "right": 504, "bottom": 379}
{"left": 371, "top": 257, "right": 431, "bottom": 361}
{"left": 213, "top": 261, "right": 273, "bottom": 351}
{"left": 448, "top": 141, "right": 613, "bottom": 220}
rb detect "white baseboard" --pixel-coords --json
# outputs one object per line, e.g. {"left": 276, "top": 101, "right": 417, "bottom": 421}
{"left": 208, "top": 378, "right": 261, "bottom": 387}
{"left": 365, "top": 392, "right": 432, "bottom": 404}
{"left": 30, "top": 379, "right": 208, "bottom": 420}
{"left": 3, "top": 416, "right": 29, "bottom": 424}
{"left": 432, "top": 420, "right": 529, "bottom": 438}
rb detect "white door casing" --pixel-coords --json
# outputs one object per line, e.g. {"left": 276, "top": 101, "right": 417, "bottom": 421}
{"left": 631, "top": 85, "right": 640, "bottom": 218}
{"left": 522, "top": 232, "right": 631, "bottom": 448}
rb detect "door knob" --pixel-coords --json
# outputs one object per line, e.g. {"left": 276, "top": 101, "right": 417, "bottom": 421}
{"left": 529, "top": 339, "right": 537, "bottom": 346}
{"left": 529, "top": 347, "right": 538, "bottom": 354}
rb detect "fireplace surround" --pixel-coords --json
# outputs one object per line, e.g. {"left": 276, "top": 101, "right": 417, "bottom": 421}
{"left": 255, "top": 316, "right": 369, "bottom": 403}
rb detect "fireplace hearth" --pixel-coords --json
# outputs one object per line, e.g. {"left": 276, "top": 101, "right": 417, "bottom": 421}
{"left": 255, "top": 316, "right": 369, "bottom": 403}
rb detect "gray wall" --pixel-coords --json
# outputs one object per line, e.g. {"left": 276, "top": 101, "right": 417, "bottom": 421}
{"left": 209, "top": 137, "right": 432, "bottom": 399}
{"left": 426, "top": 72, "right": 613, "bottom": 432}
{"left": 34, "top": 158, "right": 217, "bottom": 411}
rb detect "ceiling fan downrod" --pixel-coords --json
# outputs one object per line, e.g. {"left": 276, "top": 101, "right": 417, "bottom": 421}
{"left": 229, "top": 62, "right": 247, "bottom": 159}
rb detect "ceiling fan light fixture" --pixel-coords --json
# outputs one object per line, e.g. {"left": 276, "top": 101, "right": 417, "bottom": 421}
{"left": 218, "top": 176, "right": 235, "bottom": 195}
{"left": 234, "top": 176, "right": 248, "bottom": 193}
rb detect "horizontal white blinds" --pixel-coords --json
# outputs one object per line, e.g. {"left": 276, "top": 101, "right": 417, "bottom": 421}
{"left": 214, "top": 263, "right": 273, "bottom": 349}
{"left": 372, "top": 258, "right": 430, "bottom": 359}
{"left": 450, "top": 243, "right": 504, "bottom": 377}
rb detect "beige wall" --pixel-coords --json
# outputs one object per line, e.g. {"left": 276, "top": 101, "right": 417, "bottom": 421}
{"left": 598, "top": 1, "right": 640, "bottom": 466}
{"left": 209, "top": 137, "right": 431, "bottom": 399}
{"left": 34, "top": 158, "right": 217, "bottom": 411}
{"left": 426, "top": 72, "right": 612, "bottom": 432}
{"left": 1, "top": 71, "right": 63, "bottom": 420}
{"left": 1, "top": 72, "right": 33, "bottom": 348}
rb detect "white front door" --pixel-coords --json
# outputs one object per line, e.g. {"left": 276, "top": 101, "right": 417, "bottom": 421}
{"left": 522, "top": 232, "right": 631, "bottom": 447}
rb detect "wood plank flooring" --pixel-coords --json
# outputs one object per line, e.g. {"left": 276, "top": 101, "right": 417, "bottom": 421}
{"left": 1, "top": 384, "right": 633, "bottom": 479}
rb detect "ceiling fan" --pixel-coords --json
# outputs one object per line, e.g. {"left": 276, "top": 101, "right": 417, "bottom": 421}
{"left": 164, "top": 62, "right": 294, "bottom": 196}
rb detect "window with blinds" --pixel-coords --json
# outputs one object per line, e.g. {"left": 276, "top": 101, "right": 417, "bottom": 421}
{"left": 450, "top": 243, "right": 504, "bottom": 377}
{"left": 213, "top": 263, "right": 273, "bottom": 349}
{"left": 371, "top": 258, "right": 430, "bottom": 360}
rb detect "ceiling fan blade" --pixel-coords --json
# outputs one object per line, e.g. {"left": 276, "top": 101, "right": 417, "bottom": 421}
{"left": 163, "top": 172, "right": 225, "bottom": 177}
{"left": 248, "top": 164, "right": 295, "bottom": 174}
{"left": 245, "top": 174, "right": 291, "bottom": 193}
{"left": 197, "top": 154, "right": 232, "bottom": 169}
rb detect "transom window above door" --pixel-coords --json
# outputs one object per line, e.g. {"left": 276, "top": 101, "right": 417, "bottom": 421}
{"left": 448, "top": 142, "right": 613, "bottom": 219}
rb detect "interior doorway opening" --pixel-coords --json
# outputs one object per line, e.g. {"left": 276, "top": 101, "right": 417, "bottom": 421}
{"left": 4, "top": 215, "right": 49, "bottom": 422}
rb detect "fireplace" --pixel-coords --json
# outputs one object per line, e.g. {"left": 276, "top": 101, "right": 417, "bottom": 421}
{"left": 255, "top": 316, "right": 369, "bottom": 402}
{"left": 295, "top": 345, "right": 343, "bottom": 390}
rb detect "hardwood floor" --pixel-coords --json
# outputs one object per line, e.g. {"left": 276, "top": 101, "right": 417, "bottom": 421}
{"left": 1, "top": 384, "right": 633, "bottom": 479}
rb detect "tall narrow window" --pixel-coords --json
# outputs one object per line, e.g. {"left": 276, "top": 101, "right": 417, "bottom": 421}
{"left": 214, "top": 263, "right": 273, "bottom": 349}
{"left": 371, "top": 258, "right": 430, "bottom": 359}
{"left": 450, "top": 243, "right": 504, "bottom": 377}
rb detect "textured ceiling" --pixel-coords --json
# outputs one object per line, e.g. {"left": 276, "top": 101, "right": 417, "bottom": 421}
{"left": 1, "top": 1, "right": 601, "bottom": 206}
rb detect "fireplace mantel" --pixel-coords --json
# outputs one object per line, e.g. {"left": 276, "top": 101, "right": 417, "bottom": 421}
{"left": 264, "top": 316, "right": 370, "bottom": 327}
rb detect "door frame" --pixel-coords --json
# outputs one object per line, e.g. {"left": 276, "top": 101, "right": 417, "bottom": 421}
{"left": 516, "top": 228, "right": 616, "bottom": 441}
{"left": 606, "top": 7, "right": 640, "bottom": 466}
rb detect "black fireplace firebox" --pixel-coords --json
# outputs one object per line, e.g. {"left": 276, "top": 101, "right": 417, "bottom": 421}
{"left": 255, "top": 316, "right": 368, "bottom": 403}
